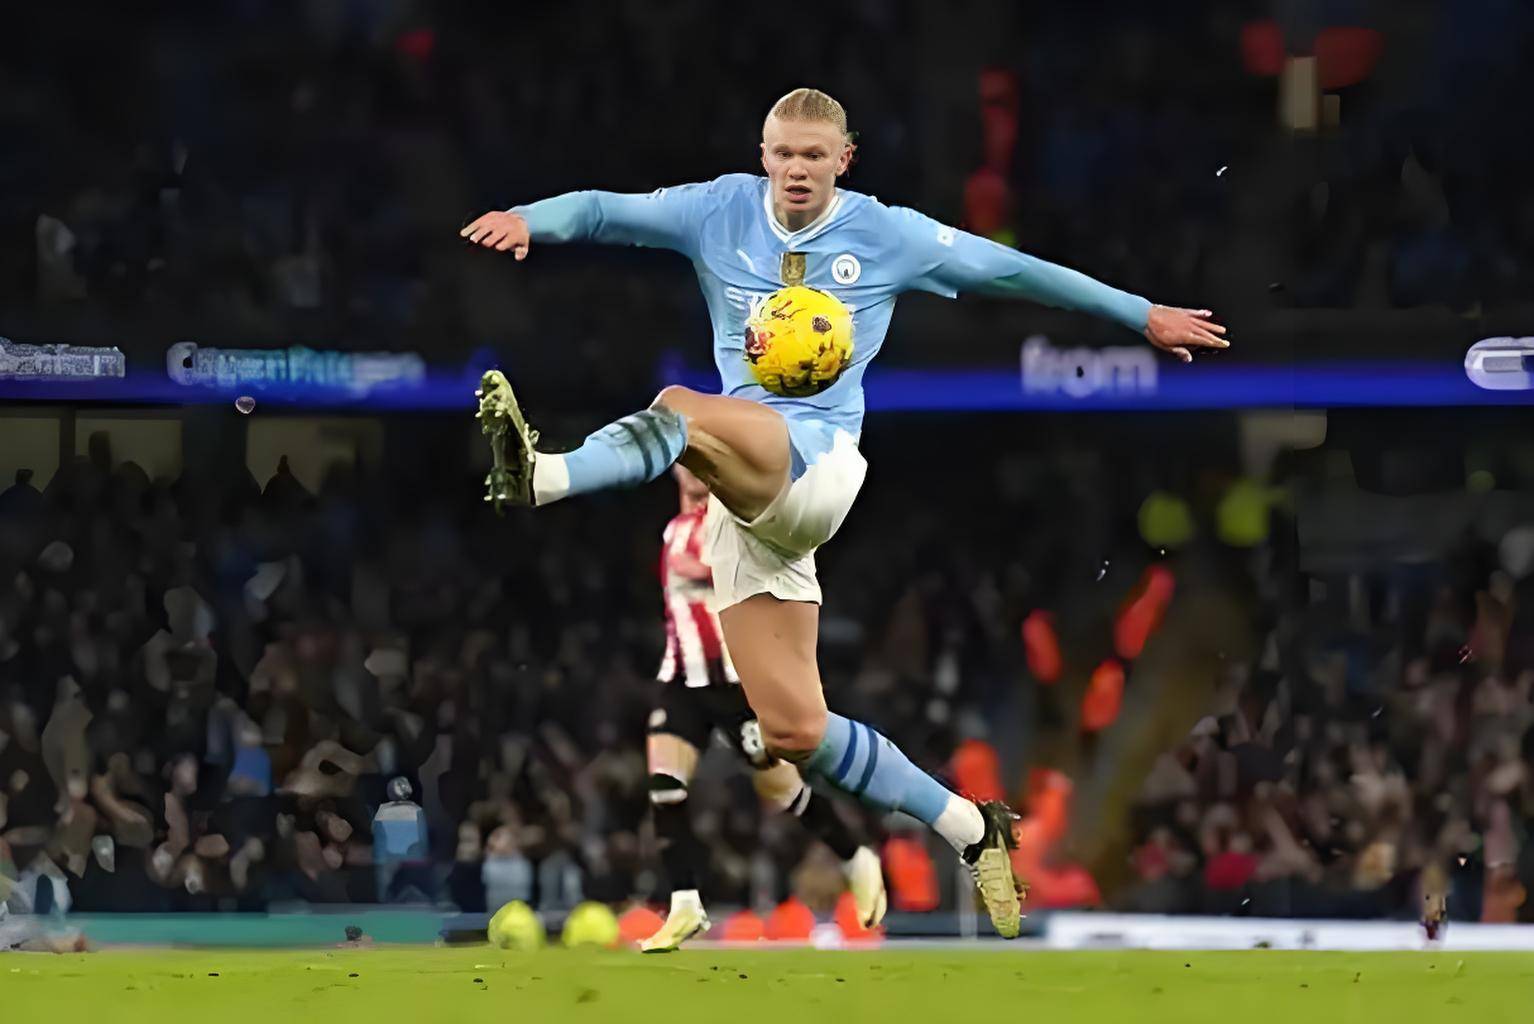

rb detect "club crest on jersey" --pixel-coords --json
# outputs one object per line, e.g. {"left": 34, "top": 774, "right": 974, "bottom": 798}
{"left": 831, "top": 253, "right": 861, "bottom": 285}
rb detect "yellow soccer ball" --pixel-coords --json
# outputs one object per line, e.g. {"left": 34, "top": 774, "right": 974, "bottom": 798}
{"left": 743, "top": 285, "right": 854, "bottom": 397}
{"left": 561, "top": 901, "right": 620, "bottom": 949}
{"left": 487, "top": 900, "right": 546, "bottom": 951}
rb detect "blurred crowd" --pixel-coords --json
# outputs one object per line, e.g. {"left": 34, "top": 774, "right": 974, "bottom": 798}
{"left": 0, "top": 408, "right": 1242, "bottom": 922}
{"left": 0, "top": 436, "right": 682, "bottom": 915}
{"left": 1124, "top": 466, "right": 1534, "bottom": 923}
{"left": 2, "top": 410, "right": 1532, "bottom": 926}
{"left": 0, "top": 421, "right": 1040, "bottom": 920}
{"left": 3, "top": 1, "right": 1532, "bottom": 387}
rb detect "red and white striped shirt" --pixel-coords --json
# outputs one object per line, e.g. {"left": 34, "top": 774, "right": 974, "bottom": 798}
{"left": 656, "top": 505, "right": 738, "bottom": 687}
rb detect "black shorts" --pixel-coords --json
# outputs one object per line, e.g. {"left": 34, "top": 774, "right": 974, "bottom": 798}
{"left": 648, "top": 680, "right": 769, "bottom": 769}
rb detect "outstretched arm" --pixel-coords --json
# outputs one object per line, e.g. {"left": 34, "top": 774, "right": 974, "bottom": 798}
{"left": 896, "top": 209, "right": 1228, "bottom": 362}
{"left": 460, "top": 182, "right": 710, "bottom": 261}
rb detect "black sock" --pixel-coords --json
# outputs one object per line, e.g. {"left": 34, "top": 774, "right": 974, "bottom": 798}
{"left": 795, "top": 787, "right": 863, "bottom": 862}
{"left": 651, "top": 800, "right": 704, "bottom": 894}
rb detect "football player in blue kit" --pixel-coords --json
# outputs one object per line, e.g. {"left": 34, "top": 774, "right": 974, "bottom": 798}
{"left": 462, "top": 88, "right": 1227, "bottom": 937}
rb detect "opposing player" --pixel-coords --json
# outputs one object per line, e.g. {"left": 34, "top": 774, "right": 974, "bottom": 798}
{"left": 642, "top": 464, "right": 883, "bottom": 952}
{"left": 463, "top": 88, "right": 1227, "bottom": 937}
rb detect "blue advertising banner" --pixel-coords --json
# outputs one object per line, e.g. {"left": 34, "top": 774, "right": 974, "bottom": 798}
{"left": 166, "top": 342, "right": 427, "bottom": 396}
{"left": 0, "top": 339, "right": 484, "bottom": 410}
{"left": 0, "top": 336, "right": 1528, "bottom": 412}
{"left": 656, "top": 336, "right": 1534, "bottom": 411}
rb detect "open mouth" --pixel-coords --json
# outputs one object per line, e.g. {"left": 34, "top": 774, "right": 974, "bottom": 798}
{"left": 784, "top": 184, "right": 812, "bottom": 203}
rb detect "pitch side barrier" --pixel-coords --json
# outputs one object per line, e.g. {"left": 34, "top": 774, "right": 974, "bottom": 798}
{"left": 1044, "top": 913, "right": 1534, "bottom": 952}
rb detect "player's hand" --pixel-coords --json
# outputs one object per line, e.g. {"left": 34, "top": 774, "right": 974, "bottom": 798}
{"left": 460, "top": 210, "right": 531, "bottom": 260}
{"left": 1144, "top": 306, "right": 1228, "bottom": 363}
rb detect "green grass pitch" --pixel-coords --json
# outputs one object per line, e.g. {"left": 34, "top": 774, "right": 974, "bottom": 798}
{"left": 4, "top": 946, "right": 1528, "bottom": 1023}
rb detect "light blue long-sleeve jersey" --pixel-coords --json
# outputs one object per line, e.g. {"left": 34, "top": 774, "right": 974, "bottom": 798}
{"left": 514, "top": 174, "right": 1150, "bottom": 465}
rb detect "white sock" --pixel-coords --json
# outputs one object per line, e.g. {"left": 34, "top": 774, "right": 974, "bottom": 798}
{"left": 670, "top": 888, "right": 702, "bottom": 911}
{"left": 933, "top": 795, "right": 985, "bottom": 853}
{"left": 532, "top": 452, "right": 570, "bottom": 505}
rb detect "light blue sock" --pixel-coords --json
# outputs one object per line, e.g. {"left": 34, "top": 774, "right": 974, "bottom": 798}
{"left": 805, "top": 712, "right": 955, "bottom": 827}
{"left": 559, "top": 405, "right": 687, "bottom": 499}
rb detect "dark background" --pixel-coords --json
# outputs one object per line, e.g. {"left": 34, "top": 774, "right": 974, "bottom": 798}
{"left": 3, "top": 1, "right": 1534, "bottom": 928}
{"left": 3, "top": 1, "right": 1532, "bottom": 412}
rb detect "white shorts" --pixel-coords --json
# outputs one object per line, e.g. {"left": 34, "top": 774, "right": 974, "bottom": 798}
{"left": 702, "top": 428, "right": 867, "bottom": 610}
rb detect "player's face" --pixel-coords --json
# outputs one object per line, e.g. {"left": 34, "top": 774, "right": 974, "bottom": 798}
{"left": 761, "top": 116, "right": 854, "bottom": 225}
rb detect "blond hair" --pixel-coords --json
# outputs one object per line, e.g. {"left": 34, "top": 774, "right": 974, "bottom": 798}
{"left": 766, "top": 88, "right": 850, "bottom": 140}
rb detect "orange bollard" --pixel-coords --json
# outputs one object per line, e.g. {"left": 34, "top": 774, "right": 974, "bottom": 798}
{"left": 763, "top": 898, "right": 815, "bottom": 942}
{"left": 617, "top": 904, "right": 666, "bottom": 947}
{"left": 720, "top": 909, "right": 766, "bottom": 943}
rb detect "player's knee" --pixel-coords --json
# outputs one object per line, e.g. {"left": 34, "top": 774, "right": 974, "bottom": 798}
{"left": 652, "top": 385, "right": 700, "bottom": 416}
{"left": 648, "top": 773, "right": 689, "bottom": 807}
{"left": 760, "top": 706, "right": 828, "bottom": 762}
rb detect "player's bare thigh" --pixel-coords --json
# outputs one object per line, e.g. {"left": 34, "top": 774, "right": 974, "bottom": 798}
{"left": 654, "top": 386, "right": 789, "bottom": 522}
{"left": 647, "top": 733, "right": 700, "bottom": 784}
{"left": 718, "top": 595, "right": 828, "bottom": 758}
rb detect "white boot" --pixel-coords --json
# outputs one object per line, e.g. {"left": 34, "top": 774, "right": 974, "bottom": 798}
{"left": 640, "top": 889, "right": 712, "bottom": 953}
{"left": 844, "top": 846, "right": 889, "bottom": 929}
